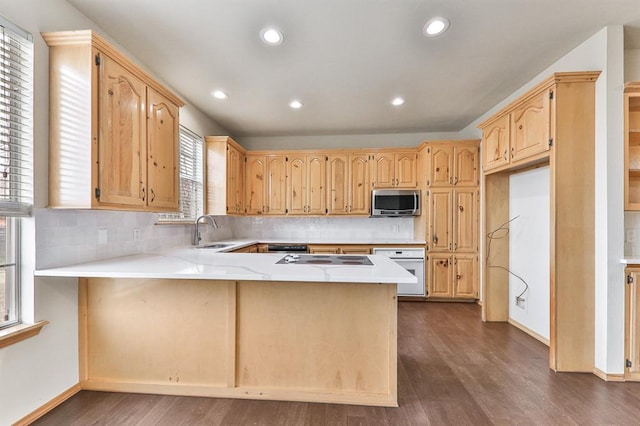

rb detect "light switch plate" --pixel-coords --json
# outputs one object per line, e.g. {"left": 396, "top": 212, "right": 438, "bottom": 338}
{"left": 627, "top": 229, "right": 636, "bottom": 243}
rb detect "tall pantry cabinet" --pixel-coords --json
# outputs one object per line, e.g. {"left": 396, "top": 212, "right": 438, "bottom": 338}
{"left": 44, "top": 30, "right": 184, "bottom": 212}
{"left": 419, "top": 140, "right": 480, "bottom": 300}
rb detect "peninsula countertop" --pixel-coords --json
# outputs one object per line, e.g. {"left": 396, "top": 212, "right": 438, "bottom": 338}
{"left": 34, "top": 247, "right": 417, "bottom": 284}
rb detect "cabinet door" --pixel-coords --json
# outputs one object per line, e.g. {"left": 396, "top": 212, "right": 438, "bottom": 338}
{"left": 341, "top": 247, "right": 371, "bottom": 254}
{"left": 327, "top": 155, "right": 349, "bottom": 215}
{"left": 429, "top": 145, "right": 453, "bottom": 186}
{"left": 349, "top": 154, "right": 371, "bottom": 214}
{"left": 309, "top": 245, "right": 341, "bottom": 254}
{"left": 511, "top": 89, "right": 551, "bottom": 162}
{"left": 453, "top": 255, "right": 478, "bottom": 299}
{"left": 147, "top": 88, "right": 179, "bottom": 211}
{"left": 97, "top": 55, "right": 147, "bottom": 207}
{"left": 454, "top": 188, "right": 478, "bottom": 252}
{"left": 625, "top": 90, "right": 640, "bottom": 210}
{"left": 482, "top": 115, "right": 510, "bottom": 172}
{"left": 287, "top": 154, "right": 306, "bottom": 215}
{"left": 395, "top": 152, "right": 418, "bottom": 188}
{"left": 372, "top": 153, "right": 395, "bottom": 188}
{"left": 226, "top": 145, "right": 240, "bottom": 213}
{"left": 428, "top": 254, "right": 452, "bottom": 298}
{"left": 453, "top": 146, "right": 478, "bottom": 187}
{"left": 245, "top": 155, "right": 265, "bottom": 214}
{"left": 307, "top": 154, "right": 326, "bottom": 215}
{"left": 265, "top": 156, "right": 287, "bottom": 215}
{"left": 237, "top": 152, "right": 245, "bottom": 214}
{"left": 430, "top": 189, "right": 453, "bottom": 251}
{"left": 626, "top": 269, "right": 640, "bottom": 381}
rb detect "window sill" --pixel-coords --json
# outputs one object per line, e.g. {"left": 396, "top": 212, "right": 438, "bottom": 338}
{"left": 0, "top": 320, "right": 49, "bottom": 349}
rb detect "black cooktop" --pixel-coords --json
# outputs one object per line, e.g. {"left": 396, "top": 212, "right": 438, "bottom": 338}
{"left": 276, "top": 254, "right": 373, "bottom": 266}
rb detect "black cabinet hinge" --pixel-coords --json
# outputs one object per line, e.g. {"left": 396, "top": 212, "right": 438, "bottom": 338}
{"left": 548, "top": 138, "right": 553, "bottom": 147}
{"left": 325, "top": 209, "right": 328, "bottom": 214}
{"left": 628, "top": 274, "right": 634, "bottom": 284}
{"left": 95, "top": 54, "right": 101, "bottom": 66}
{"left": 626, "top": 359, "right": 632, "bottom": 368}
{"left": 94, "top": 188, "right": 101, "bottom": 199}
{"left": 285, "top": 209, "right": 288, "bottom": 214}
{"left": 549, "top": 91, "right": 554, "bottom": 100}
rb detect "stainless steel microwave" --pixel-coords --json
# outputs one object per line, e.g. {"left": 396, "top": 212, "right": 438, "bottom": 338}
{"left": 371, "top": 189, "right": 421, "bottom": 217}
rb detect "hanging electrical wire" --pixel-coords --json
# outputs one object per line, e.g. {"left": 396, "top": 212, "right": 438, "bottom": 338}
{"left": 486, "top": 215, "right": 529, "bottom": 301}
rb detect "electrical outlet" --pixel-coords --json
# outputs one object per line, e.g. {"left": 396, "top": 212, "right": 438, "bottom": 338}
{"left": 516, "top": 297, "right": 526, "bottom": 310}
{"left": 133, "top": 228, "right": 141, "bottom": 242}
{"left": 392, "top": 224, "right": 400, "bottom": 233}
{"left": 98, "top": 228, "right": 108, "bottom": 245}
{"left": 626, "top": 229, "right": 636, "bottom": 243}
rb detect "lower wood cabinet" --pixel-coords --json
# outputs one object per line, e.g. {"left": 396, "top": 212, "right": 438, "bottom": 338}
{"left": 427, "top": 254, "right": 478, "bottom": 299}
{"left": 625, "top": 268, "right": 640, "bottom": 381}
{"left": 231, "top": 245, "right": 258, "bottom": 253}
{"left": 308, "top": 245, "right": 371, "bottom": 255}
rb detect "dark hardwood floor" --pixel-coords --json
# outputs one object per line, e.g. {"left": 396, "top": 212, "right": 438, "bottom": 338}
{"left": 34, "top": 302, "right": 640, "bottom": 425}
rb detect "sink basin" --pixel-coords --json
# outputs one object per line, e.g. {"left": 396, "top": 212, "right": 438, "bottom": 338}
{"left": 196, "top": 243, "right": 233, "bottom": 249}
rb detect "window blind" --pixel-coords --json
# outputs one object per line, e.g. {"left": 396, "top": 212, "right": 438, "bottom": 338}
{"left": 158, "top": 126, "right": 203, "bottom": 222}
{"left": 0, "top": 21, "right": 32, "bottom": 217}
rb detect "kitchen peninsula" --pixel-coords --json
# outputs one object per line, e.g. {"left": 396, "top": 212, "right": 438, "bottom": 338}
{"left": 35, "top": 248, "right": 416, "bottom": 407}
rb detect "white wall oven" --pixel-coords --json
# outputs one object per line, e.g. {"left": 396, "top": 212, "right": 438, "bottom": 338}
{"left": 372, "top": 248, "right": 425, "bottom": 296}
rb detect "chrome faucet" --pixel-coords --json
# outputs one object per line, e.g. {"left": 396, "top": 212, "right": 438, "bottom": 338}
{"left": 193, "top": 215, "right": 219, "bottom": 246}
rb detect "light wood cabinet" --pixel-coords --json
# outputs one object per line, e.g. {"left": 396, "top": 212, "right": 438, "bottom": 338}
{"left": 429, "top": 189, "right": 453, "bottom": 252}
{"left": 204, "top": 136, "right": 246, "bottom": 215}
{"left": 287, "top": 154, "right": 326, "bottom": 215}
{"left": 480, "top": 72, "right": 601, "bottom": 373}
{"left": 327, "top": 154, "right": 371, "bottom": 215}
{"left": 308, "top": 245, "right": 372, "bottom": 255}
{"left": 625, "top": 268, "right": 640, "bottom": 381}
{"left": 232, "top": 244, "right": 258, "bottom": 253}
{"left": 625, "top": 83, "right": 640, "bottom": 210}
{"left": 427, "top": 143, "right": 478, "bottom": 187}
{"left": 428, "top": 188, "right": 478, "bottom": 253}
{"left": 511, "top": 88, "right": 552, "bottom": 162}
{"left": 245, "top": 155, "right": 287, "bottom": 215}
{"left": 482, "top": 114, "right": 511, "bottom": 172}
{"left": 45, "top": 30, "right": 184, "bottom": 212}
{"left": 480, "top": 86, "right": 554, "bottom": 174}
{"left": 371, "top": 152, "right": 418, "bottom": 188}
{"left": 427, "top": 254, "right": 478, "bottom": 299}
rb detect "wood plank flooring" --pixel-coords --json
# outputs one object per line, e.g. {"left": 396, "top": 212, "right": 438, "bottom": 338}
{"left": 33, "top": 302, "right": 640, "bottom": 425}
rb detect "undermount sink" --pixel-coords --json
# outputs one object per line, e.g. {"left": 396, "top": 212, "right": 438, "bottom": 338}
{"left": 196, "top": 243, "right": 233, "bottom": 249}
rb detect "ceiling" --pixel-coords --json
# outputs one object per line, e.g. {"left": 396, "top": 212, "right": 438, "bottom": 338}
{"left": 66, "top": 0, "right": 640, "bottom": 137}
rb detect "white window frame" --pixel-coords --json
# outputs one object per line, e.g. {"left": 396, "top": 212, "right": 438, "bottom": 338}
{"left": 0, "top": 16, "right": 33, "bottom": 330}
{"left": 157, "top": 125, "right": 204, "bottom": 223}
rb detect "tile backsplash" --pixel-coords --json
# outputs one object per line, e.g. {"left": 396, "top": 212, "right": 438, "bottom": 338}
{"left": 625, "top": 212, "right": 640, "bottom": 256}
{"left": 35, "top": 209, "right": 415, "bottom": 269}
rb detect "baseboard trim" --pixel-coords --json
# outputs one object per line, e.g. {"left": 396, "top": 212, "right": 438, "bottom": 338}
{"left": 507, "top": 318, "right": 550, "bottom": 346}
{"left": 13, "top": 383, "right": 81, "bottom": 426}
{"left": 593, "top": 367, "right": 625, "bottom": 382}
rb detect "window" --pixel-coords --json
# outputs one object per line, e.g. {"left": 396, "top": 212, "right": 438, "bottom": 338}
{"left": 0, "top": 17, "right": 33, "bottom": 329}
{"left": 157, "top": 126, "right": 203, "bottom": 222}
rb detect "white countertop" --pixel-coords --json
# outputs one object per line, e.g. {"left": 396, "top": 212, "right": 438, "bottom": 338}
{"left": 621, "top": 258, "right": 640, "bottom": 264}
{"left": 35, "top": 247, "right": 417, "bottom": 284}
{"left": 201, "top": 238, "right": 426, "bottom": 252}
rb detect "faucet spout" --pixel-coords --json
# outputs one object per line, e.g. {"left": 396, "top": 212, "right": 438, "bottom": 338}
{"left": 193, "top": 215, "right": 218, "bottom": 246}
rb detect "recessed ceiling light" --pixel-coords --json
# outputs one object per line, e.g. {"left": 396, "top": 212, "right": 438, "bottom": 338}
{"left": 289, "top": 100, "right": 303, "bottom": 109}
{"left": 423, "top": 17, "right": 450, "bottom": 37}
{"left": 211, "top": 90, "right": 228, "bottom": 100}
{"left": 260, "top": 27, "right": 284, "bottom": 45}
{"left": 391, "top": 97, "right": 405, "bottom": 106}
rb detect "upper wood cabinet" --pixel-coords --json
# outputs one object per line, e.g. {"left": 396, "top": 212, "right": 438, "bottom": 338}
{"left": 479, "top": 78, "right": 565, "bottom": 174}
{"left": 371, "top": 152, "right": 418, "bottom": 188}
{"left": 245, "top": 154, "right": 287, "bottom": 215}
{"left": 327, "top": 154, "right": 370, "bottom": 215}
{"left": 287, "top": 154, "right": 326, "bottom": 215}
{"left": 44, "top": 30, "right": 184, "bottom": 211}
{"left": 205, "top": 136, "right": 246, "bottom": 215}
{"left": 511, "top": 88, "right": 552, "bottom": 162}
{"left": 428, "top": 187, "right": 478, "bottom": 253}
{"left": 625, "top": 83, "right": 640, "bottom": 210}
{"left": 482, "top": 114, "right": 510, "bottom": 172}
{"left": 426, "top": 142, "right": 479, "bottom": 187}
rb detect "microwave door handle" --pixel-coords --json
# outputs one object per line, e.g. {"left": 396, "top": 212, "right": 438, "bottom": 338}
{"left": 413, "top": 192, "right": 418, "bottom": 214}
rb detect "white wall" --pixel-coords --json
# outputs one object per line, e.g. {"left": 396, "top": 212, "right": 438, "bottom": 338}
{"left": 625, "top": 49, "right": 640, "bottom": 81}
{"left": 0, "top": 0, "right": 230, "bottom": 423}
{"left": 508, "top": 167, "right": 550, "bottom": 340}
{"left": 460, "top": 26, "right": 626, "bottom": 375}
